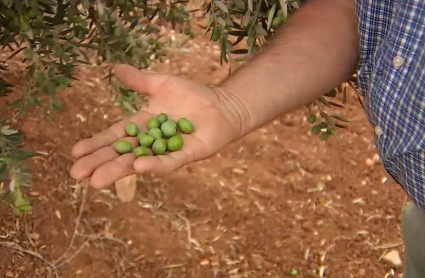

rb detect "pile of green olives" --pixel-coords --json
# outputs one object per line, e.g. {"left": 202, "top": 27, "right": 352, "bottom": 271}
{"left": 113, "top": 113, "right": 194, "bottom": 157}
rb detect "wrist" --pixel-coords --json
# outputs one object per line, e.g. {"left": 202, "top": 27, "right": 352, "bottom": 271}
{"left": 212, "top": 85, "right": 254, "bottom": 141}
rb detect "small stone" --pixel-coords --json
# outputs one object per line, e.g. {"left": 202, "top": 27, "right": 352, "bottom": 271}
{"left": 365, "top": 158, "right": 374, "bottom": 167}
{"left": 382, "top": 250, "right": 402, "bottom": 267}
{"left": 115, "top": 174, "right": 137, "bottom": 203}
{"left": 6, "top": 271, "right": 14, "bottom": 277}
{"left": 200, "top": 259, "right": 210, "bottom": 266}
{"left": 358, "top": 268, "right": 366, "bottom": 276}
{"left": 232, "top": 168, "right": 245, "bottom": 175}
{"left": 18, "top": 266, "right": 25, "bottom": 271}
{"left": 372, "top": 153, "right": 380, "bottom": 162}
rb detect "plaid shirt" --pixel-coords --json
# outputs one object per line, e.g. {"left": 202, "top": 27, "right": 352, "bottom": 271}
{"left": 355, "top": 0, "right": 425, "bottom": 211}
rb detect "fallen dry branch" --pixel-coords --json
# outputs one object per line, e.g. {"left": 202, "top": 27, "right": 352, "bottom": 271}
{"left": 0, "top": 241, "right": 59, "bottom": 278}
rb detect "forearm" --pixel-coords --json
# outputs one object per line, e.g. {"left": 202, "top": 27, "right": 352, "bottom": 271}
{"left": 216, "top": 0, "right": 359, "bottom": 138}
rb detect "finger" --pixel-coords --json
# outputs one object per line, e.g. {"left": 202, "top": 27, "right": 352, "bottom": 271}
{"left": 70, "top": 137, "right": 139, "bottom": 180}
{"left": 72, "top": 120, "right": 128, "bottom": 159}
{"left": 90, "top": 152, "right": 137, "bottom": 189}
{"left": 133, "top": 147, "right": 193, "bottom": 174}
{"left": 114, "top": 64, "right": 169, "bottom": 95}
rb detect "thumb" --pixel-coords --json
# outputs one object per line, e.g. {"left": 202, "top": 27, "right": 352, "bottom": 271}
{"left": 113, "top": 64, "right": 169, "bottom": 95}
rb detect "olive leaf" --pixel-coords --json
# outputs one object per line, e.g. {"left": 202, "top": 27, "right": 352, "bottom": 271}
{"left": 243, "top": 10, "right": 251, "bottom": 27}
{"left": 267, "top": 3, "right": 277, "bottom": 30}
{"left": 248, "top": 0, "right": 254, "bottom": 12}
{"left": 0, "top": 162, "right": 8, "bottom": 181}
{"left": 331, "top": 114, "right": 349, "bottom": 122}
{"left": 255, "top": 24, "right": 268, "bottom": 36}
{"left": 217, "top": 17, "right": 226, "bottom": 26}
{"left": 214, "top": 1, "right": 229, "bottom": 13}
{"left": 233, "top": 0, "right": 246, "bottom": 10}
{"left": 278, "top": 0, "right": 288, "bottom": 18}
{"left": 12, "top": 150, "right": 39, "bottom": 161}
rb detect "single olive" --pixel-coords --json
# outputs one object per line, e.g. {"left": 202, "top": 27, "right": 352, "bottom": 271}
{"left": 177, "top": 118, "right": 194, "bottom": 134}
{"left": 114, "top": 140, "right": 132, "bottom": 154}
{"left": 277, "top": 9, "right": 284, "bottom": 17}
{"left": 320, "top": 131, "right": 330, "bottom": 141}
{"left": 137, "top": 131, "right": 147, "bottom": 142}
{"left": 147, "top": 117, "right": 160, "bottom": 129}
{"left": 152, "top": 139, "right": 167, "bottom": 155}
{"left": 311, "top": 124, "right": 321, "bottom": 135}
{"left": 148, "top": 128, "right": 163, "bottom": 139}
{"left": 211, "top": 27, "right": 221, "bottom": 41}
{"left": 168, "top": 120, "right": 177, "bottom": 128}
{"left": 320, "top": 122, "right": 328, "bottom": 128}
{"left": 167, "top": 135, "right": 184, "bottom": 152}
{"left": 161, "top": 120, "right": 177, "bottom": 137}
{"left": 157, "top": 113, "right": 168, "bottom": 124}
{"left": 134, "top": 146, "right": 151, "bottom": 157}
{"left": 125, "top": 122, "right": 138, "bottom": 136}
{"left": 307, "top": 115, "right": 316, "bottom": 124}
{"left": 138, "top": 133, "right": 155, "bottom": 147}
{"left": 114, "top": 26, "right": 124, "bottom": 37}
{"left": 272, "top": 16, "right": 284, "bottom": 28}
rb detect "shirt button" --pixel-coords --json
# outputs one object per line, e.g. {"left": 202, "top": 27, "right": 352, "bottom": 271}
{"left": 375, "top": 126, "right": 384, "bottom": 137}
{"left": 393, "top": 55, "right": 404, "bottom": 68}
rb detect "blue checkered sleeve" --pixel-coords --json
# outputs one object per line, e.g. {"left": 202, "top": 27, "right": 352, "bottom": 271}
{"left": 355, "top": 0, "right": 425, "bottom": 210}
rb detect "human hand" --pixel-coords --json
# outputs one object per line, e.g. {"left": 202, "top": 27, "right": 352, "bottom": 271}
{"left": 70, "top": 64, "right": 243, "bottom": 188}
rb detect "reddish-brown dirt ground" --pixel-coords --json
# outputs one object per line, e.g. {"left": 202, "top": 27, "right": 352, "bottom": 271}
{"left": 1, "top": 18, "right": 408, "bottom": 278}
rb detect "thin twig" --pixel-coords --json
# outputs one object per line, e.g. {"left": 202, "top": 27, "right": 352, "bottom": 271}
{"left": 54, "top": 240, "right": 89, "bottom": 269}
{"left": 374, "top": 242, "right": 404, "bottom": 250}
{"left": 75, "top": 233, "right": 129, "bottom": 253}
{"left": 176, "top": 213, "right": 192, "bottom": 246}
{"left": 54, "top": 181, "right": 88, "bottom": 265}
{"left": 0, "top": 241, "right": 59, "bottom": 278}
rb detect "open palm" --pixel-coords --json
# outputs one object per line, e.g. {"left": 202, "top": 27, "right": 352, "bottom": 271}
{"left": 70, "top": 64, "right": 240, "bottom": 188}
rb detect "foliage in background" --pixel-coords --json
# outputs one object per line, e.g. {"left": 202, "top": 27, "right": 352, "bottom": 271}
{"left": 199, "top": 0, "right": 358, "bottom": 140}
{"left": 0, "top": 0, "right": 192, "bottom": 214}
{"left": 1, "top": 0, "right": 357, "bottom": 214}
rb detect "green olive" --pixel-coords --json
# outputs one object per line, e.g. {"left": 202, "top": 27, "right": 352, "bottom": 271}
{"left": 177, "top": 118, "right": 194, "bottom": 134}
{"left": 157, "top": 113, "right": 168, "bottom": 124}
{"left": 114, "top": 26, "right": 124, "bottom": 37}
{"left": 114, "top": 140, "right": 132, "bottom": 154}
{"left": 277, "top": 9, "right": 284, "bottom": 18}
{"left": 320, "top": 122, "right": 328, "bottom": 128}
{"left": 161, "top": 120, "right": 177, "bottom": 137}
{"left": 211, "top": 27, "right": 221, "bottom": 41}
{"left": 152, "top": 139, "right": 167, "bottom": 155}
{"left": 320, "top": 131, "right": 330, "bottom": 141}
{"left": 137, "top": 131, "right": 147, "bottom": 141}
{"left": 168, "top": 120, "right": 177, "bottom": 128}
{"left": 272, "top": 16, "right": 284, "bottom": 28}
{"left": 138, "top": 133, "right": 155, "bottom": 147}
{"left": 167, "top": 135, "right": 184, "bottom": 152}
{"left": 147, "top": 117, "right": 160, "bottom": 129}
{"left": 311, "top": 125, "right": 321, "bottom": 135}
{"left": 134, "top": 146, "right": 151, "bottom": 157}
{"left": 148, "top": 128, "right": 163, "bottom": 139}
{"left": 125, "top": 122, "right": 138, "bottom": 136}
{"left": 307, "top": 115, "right": 316, "bottom": 124}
